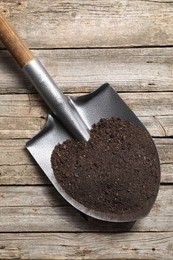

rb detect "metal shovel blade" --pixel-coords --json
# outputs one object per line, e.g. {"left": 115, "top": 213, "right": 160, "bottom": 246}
{"left": 0, "top": 13, "right": 159, "bottom": 223}
{"left": 27, "top": 83, "right": 153, "bottom": 222}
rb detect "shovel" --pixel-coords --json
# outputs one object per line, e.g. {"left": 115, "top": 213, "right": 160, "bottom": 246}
{"left": 0, "top": 12, "right": 159, "bottom": 222}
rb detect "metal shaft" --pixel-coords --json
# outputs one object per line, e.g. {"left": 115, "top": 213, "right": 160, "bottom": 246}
{"left": 23, "top": 59, "right": 90, "bottom": 141}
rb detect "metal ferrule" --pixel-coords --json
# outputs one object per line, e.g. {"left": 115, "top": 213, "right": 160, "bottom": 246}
{"left": 23, "top": 59, "right": 90, "bottom": 141}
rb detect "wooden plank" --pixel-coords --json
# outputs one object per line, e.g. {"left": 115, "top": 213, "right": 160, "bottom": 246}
{"left": 120, "top": 92, "right": 173, "bottom": 117}
{"left": 0, "top": 93, "right": 173, "bottom": 139}
{"left": 0, "top": 185, "right": 168, "bottom": 208}
{"left": 0, "top": 232, "right": 172, "bottom": 260}
{"left": 0, "top": 186, "right": 66, "bottom": 207}
{"left": 0, "top": 165, "right": 50, "bottom": 185}
{"left": 1, "top": 92, "right": 173, "bottom": 117}
{"left": 157, "top": 115, "right": 173, "bottom": 137}
{"left": 154, "top": 138, "right": 173, "bottom": 164}
{"left": 0, "top": 94, "right": 46, "bottom": 118}
{"left": 1, "top": 0, "right": 173, "bottom": 48}
{"left": 0, "top": 138, "right": 173, "bottom": 184}
{"left": 0, "top": 186, "right": 172, "bottom": 232}
{"left": 1, "top": 48, "right": 173, "bottom": 93}
{"left": 0, "top": 115, "right": 170, "bottom": 139}
{"left": 161, "top": 164, "right": 173, "bottom": 183}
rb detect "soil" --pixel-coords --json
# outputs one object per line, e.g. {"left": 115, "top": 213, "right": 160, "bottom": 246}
{"left": 51, "top": 118, "right": 160, "bottom": 216}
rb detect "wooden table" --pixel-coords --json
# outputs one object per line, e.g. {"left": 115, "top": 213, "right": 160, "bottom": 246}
{"left": 0, "top": 1, "right": 173, "bottom": 259}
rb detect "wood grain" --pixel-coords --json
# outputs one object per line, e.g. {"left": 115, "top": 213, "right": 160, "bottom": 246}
{"left": 0, "top": 186, "right": 172, "bottom": 232}
{"left": 0, "top": 185, "right": 169, "bottom": 208}
{"left": 0, "top": 115, "right": 170, "bottom": 139}
{"left": 0, "top": 232, "right": 172, "bottom": 260}
{"left": 0, "top": 93, "right": 172, "bottom": 140}
{"left": 1, "top": 0, "right": 173, "bottom": 48}
{"left": 0, "top": 1, "right": 173, "bottom": 259}
{"left": 1, "top": 92, "right": 173, "bottom": 117}
{"left": 0, "top": 48, "right": 173, "bottom": 94}
{"left": 0, "top": 186, "right": 67, "bottom": 207}
{"left": 0, "top": 165, "right": 50, "bottom": 185}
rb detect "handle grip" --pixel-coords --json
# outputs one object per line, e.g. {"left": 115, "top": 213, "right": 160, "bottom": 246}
{"left": 0, "top": 12, "right": 34, "bottom": 68}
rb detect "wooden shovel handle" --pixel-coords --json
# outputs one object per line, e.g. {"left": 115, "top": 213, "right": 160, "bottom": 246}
{"left": 0, "top": 12, "right": 34, "bottom": 68}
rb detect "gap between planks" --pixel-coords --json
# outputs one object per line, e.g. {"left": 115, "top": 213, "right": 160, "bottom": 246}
{"left": 3, "top": 45, "right": 173, "bottom": 50}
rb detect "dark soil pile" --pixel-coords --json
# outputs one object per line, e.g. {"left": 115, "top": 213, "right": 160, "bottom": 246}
{"left": 51, "top": 118, "right": 160, "bottom": 215}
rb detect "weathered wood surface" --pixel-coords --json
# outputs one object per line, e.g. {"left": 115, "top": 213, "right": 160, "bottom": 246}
{"left": 0, "top": 186, "right": 172, "bottom": 232}
{"left": 0, "top": 0, "right": 173, "bottom": 259}
{"left": 0, "top": 232, "right": 172, "bottom": 260}
{"left": 1, "top": 48, "right": 173, "bottom": 93}
{"left": 1, "top": 92, "right": 173, "bottom": 117}
{"left": 0, "top": 115, "right": 166, "bottom": 139}
{"left": 1, "top": 114, "right": 172, "bottom": 138}
{"left": 1, "top": 0, "right": 173, "bottom": 48}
